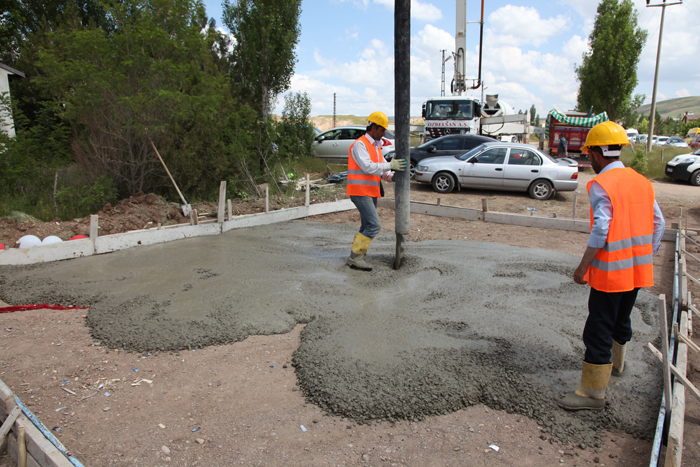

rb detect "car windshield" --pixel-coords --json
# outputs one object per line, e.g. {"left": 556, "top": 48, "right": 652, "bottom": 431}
{"left": 425, "top": 100, "right": 473, "bottom": 120}
{"left": 695, "top": 149, "right": 700, "bottom": 155}
{"left": 458, "top": 145, "right": 487, "bottom": 160}
{"left": 384, "top": 130, "right": 395, "bottom": 139}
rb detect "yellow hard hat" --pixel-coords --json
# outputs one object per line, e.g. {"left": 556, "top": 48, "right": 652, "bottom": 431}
{"left": 367, "top": 111, "right": 389, "bottom": 129}
{"left": 582, "top": 121, "right": 629, "bottom": 155}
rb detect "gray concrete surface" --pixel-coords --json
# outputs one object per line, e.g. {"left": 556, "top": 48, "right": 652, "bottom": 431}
{"left": 0, "top": 221, "right": 662, "bottom": 445}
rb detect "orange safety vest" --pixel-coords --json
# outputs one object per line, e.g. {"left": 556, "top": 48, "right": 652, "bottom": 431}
{"left": 347, "top": 135, "right": 382, "bottom": 197}
{"left": 584, "top": 168, "right": 655, "bottom": 293}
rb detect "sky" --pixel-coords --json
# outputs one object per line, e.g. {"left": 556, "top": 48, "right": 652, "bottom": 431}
{"left": 202, "top": 0, "right": 700, "bottom": 119}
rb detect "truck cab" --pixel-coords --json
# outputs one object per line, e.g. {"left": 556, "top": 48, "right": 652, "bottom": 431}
{"left": 421, "top": 97, "right": 481, "bottom": 142}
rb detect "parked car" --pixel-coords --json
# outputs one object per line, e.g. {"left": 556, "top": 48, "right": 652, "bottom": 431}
{"left": 651, "top": 135, "right": 660, "bottom": 145}
{"left": 387, "top": 134, "right": 496, "bottom": 177}
{"left": 691, "top": 133, "right": 700, "bottom": 149}
{"left": 665, "top": 148, "right": 700, "bottom": 185}
{"left": 414, "top": 142, "right": 579, "bottom": 200}
{"left": 638, "top": 134, "right": 648, "bottom": 143}
{"left": 626, "top": 128, "right": 639, "bottom": 143}
{"left": 665, "top": 136, "right": 689, "bottom": 148}
{"left": 312, "top": 126, "right": 395, "bottom": 162}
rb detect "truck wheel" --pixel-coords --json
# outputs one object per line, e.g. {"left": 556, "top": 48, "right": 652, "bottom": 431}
{"left": 409, "top": 160, "right": 416, "bottom": 179}
{"left": 432, "top": 172, "right": 455, "bottom": 194}
{"left": 528, "top": 179, "right": 553, "bottom": 200}
{"left": 691, "top": 170, "right": 700, "bottom": 186}
{"left": 511, "top": 135, "right": 518, "bottom": 143}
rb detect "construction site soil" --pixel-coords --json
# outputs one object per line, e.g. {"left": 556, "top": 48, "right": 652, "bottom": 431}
{"left": 1, "top": 172, "right": 700, "bottom": 467}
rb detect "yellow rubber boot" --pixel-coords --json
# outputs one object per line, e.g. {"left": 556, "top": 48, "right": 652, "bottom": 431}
{"left": 347, "top": 233, "right": 373, "bottom": 271}
{"left": 558, "top": 361, "right": 612, "bottom": 411}
{"left": 611, "top": 340, "right": 627, "bottom": 377}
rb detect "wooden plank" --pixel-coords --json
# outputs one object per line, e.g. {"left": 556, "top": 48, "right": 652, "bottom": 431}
{"left": 0, "top": 377, "right": 16, "bottom": 419}
{"left": 647, "top": 343, "right": 700, "bottom": 403}
{"left": 89, "top": 215, "right": 98, "bottom": 240}
{"left": 666, "top": 311, "right": 690, "bottom": 467}
{"left": 305, "top": 174, "right": 310, "bottom": 207}
{"left": 689, "top": 291, "right": 694, "bottom": 338}
{"left": 94, "top": 223, "right": 221, "bottom": 254}
{"left": 7, "top": 433, "right": 41, "bottom": 467}
{"left": 217, "top": 181, "right": 227, "bottom": 223}
{"left": 659, "top": 295, "right": 673, "bottom": 413}
{"left": 12, "top": 414, "right": 74, "bottom": 467}
{"left": 0, "top": 405, "right": 21, "bottom": 445}
{"left": 227, "top": 199, "right": 232, "bottom": 221}
{"left": 482, "top": 198, "right": 488, "bottom": 212}
{"left": 675, "top": 322, "right": 700, "bottom": 353}
{"left": 19, "top": 424, "right": 27, "bottom": 467}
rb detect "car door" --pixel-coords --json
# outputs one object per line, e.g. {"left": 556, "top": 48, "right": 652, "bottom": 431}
{"left": 503, "top": 148, "right": 542, "bottom": 189}
{"left": 460, "top": 147, "right": 507, "bottom": 188}
{"left": 314, "top": 129, "right": 343, "bottom": 159}
{"left": 433, "top": 137, "right": 464, "bottom": 157}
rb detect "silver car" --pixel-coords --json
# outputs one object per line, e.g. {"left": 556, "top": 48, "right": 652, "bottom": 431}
{"left": 313, "top": 126, "right": 395, "bottom": 163}
{"left": 414, "top": 142, "right": 579, "bottom": 200}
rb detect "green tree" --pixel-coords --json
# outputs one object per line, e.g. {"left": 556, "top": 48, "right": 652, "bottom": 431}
{"left": 575, "top": 0, "right": 647, "bottom": 122}
{"left": 529, "top": 105, "right": 536, "bottom": 125}
{"left": 32, "top": 0, "right": 236, "bottom": 196}
{"left": 276, "top": 91, "right": 315, "bottom": 161}
{"left": 222, "top": 0, "right": 302, "bottom": 120}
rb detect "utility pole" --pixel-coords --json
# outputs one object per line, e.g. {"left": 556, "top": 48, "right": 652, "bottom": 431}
{"left": 646, "top": 0, "right": 682, "bottom": 152}
{"left": 333, "top": 93, "right": 336, "bottom": 129}
{"left": 394, "top": 0, "right": 410, "bottom": 269}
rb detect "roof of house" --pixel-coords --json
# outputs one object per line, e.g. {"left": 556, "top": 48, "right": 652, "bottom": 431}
{"left": 0, "top": 62, "right": 25, "bottom": 78}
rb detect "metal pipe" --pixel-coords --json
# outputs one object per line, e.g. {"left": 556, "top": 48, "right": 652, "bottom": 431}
{"left": 394, "top": 0, "right": 410, "bottom": 269}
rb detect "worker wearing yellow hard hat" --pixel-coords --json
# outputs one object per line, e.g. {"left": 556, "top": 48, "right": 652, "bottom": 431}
{"left": 345, "top": 111, "right": 406, "bottom": 271}
{"left": 559, "top": 120, "right": 665, "bottom": 411}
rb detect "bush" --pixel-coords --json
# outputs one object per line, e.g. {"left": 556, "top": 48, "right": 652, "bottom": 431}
{"left": 629, "top": 147, "right": 648, "bottom": 175}
{"left": 56, "top": 175, "right": 117, "bottom": 218}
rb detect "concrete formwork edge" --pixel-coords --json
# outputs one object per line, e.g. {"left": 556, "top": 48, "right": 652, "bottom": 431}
{"left": 0, "top": 239, "right": 94, "bottom": 266}
{"left": 94, "top": 222, "right": 221, "bottom": 254}
{"left": 378, "top": 198, "right": 678, "bottom": 241}
{"left": 0, "top": 199, "right": 357, "bottom": 266}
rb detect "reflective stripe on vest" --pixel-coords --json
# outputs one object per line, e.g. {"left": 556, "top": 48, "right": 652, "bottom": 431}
{"left": 347, "top": 135, "right": 382, "bottom": 197}
{"left": 584, "top": 167, "right": 655, "bottom": 292}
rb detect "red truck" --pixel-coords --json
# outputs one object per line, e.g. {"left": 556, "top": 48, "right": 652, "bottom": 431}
{"left": 545, "top": 110, "right": 610, "bottom": 167}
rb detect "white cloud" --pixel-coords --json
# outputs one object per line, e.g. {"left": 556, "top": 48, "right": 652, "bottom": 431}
{"left": 487, "top": 6, "right": 568, "bottom": 47}
{"left": 562, "top": 35, "right": 588, "bottom": 65}
{"left": 676, "top": 89, "right": 691, "bottom": 98}
{"left": 312, "top": 40, "right": 393, "bottom": 88}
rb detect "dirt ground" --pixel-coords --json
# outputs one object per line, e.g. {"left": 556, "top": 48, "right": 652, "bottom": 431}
{"left": 1, "top": 171, "right": 699, "bottom": 466}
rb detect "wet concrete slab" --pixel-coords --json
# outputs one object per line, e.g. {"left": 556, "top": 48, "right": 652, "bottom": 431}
{"left": 0, "top": 220, "right": 662, "bottom": 445}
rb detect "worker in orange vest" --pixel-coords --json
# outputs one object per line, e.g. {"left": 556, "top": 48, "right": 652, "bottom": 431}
{"left": 346, "top": 111, "right": 406, "bottom": 271}
{"left": 559, "top": 121, "right": 665, "bottom": 411}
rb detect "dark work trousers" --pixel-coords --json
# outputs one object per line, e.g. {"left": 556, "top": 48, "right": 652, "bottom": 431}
{"left": 582, "top": 287, "right": 640, "bottom": 365}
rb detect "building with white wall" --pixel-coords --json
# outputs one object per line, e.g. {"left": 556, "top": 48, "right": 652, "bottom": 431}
{"left": 0, "top": 62, "right": 25, "bottom": 138}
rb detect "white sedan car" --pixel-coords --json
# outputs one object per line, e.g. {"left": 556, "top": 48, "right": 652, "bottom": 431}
{"left": 414, "top": 142, "right": 579, "bottom": 200}
{"left": 312, "top": 126, "right": 394, "bottom": 163}
{"left": 665, "top": 136, "right": 689, "bottom": 148}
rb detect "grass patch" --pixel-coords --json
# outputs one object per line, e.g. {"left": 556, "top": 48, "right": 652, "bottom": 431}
{"left": 620, "top": 144, "right": 689, "bottom": 180}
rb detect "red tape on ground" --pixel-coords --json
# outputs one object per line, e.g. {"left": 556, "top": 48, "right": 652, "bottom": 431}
{"left": 0, "top": 304, "right": 89, "bottom": 314}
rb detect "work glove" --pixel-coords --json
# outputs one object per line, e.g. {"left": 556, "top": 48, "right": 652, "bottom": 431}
{"left": 389, "top": 158, "right": 407, "bottom": 171}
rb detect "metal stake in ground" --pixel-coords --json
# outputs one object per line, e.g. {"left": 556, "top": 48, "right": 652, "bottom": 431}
{"left": 394, "top": 0, "right": 410, "bottom": 270}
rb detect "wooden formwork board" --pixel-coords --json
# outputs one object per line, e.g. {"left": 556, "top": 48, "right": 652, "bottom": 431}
{"left": 0, "top": 379, "right": 77, "bottom": 467}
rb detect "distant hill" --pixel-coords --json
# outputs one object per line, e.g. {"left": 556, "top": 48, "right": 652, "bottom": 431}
{"left": 309, "top": 115, "right": 424, "bottom": 132}
{"left": 636, "top": 96, "right": 700, "bottom": 118}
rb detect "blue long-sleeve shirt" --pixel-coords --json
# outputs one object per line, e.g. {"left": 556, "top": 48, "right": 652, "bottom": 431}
{"left": 588, "top": 161, "right": 665, "bottom": 254}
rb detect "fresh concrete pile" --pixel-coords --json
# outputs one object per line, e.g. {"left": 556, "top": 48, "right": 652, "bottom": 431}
{"left": 0, "top": 221, "right": 662, "bottom": 445}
